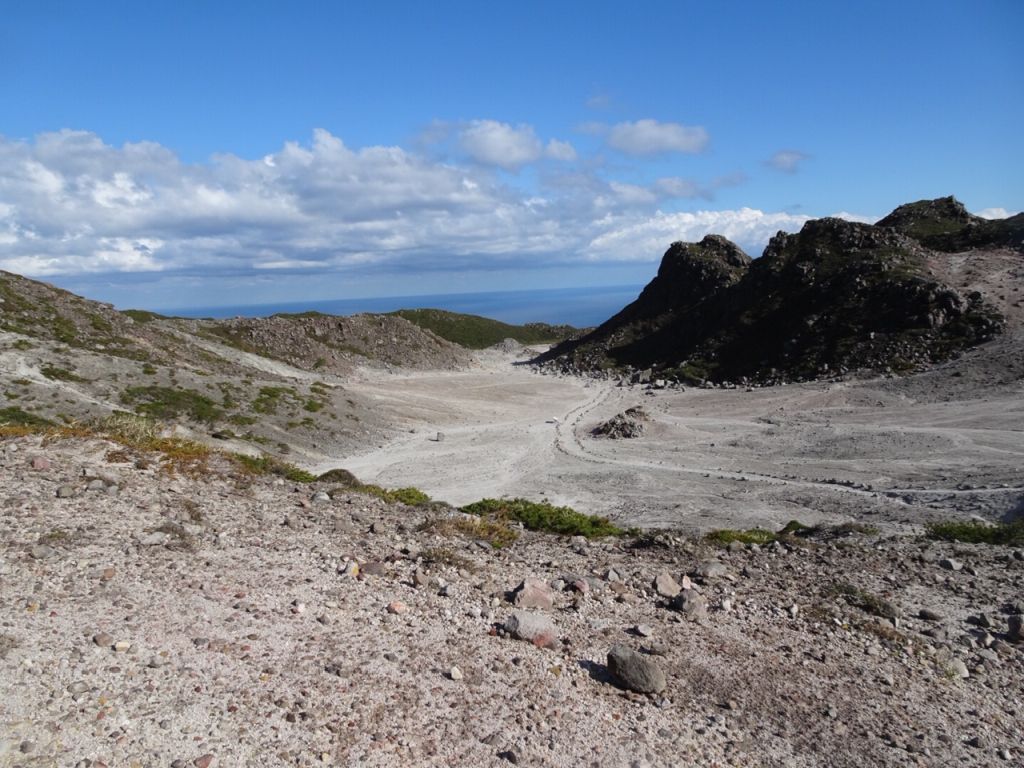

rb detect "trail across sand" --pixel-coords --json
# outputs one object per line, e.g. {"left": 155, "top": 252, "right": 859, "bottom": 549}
{"left": 309, "top": 350, "right": 1024, "bottom": 531}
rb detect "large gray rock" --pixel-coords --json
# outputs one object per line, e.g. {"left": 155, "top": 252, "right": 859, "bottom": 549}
{"left": 695, "top": 560, "right": 730, "bottom": 580}
{"left": 653, "top": 572, "right": 681, "bottom": 598}
{"left": 1008, "top": 614, "right": 1023, "bottom": 643}
{"left": 607, "top": 645, "right": 666, "bottom": 694}
{"left": 670, "top": 589, "right": 708, "bottom": 618}
{"left": 504, "top": 611, "right": 557, "bottom": 649}
{"left": 513, "top": 577, "right": 554, "bottom": 610}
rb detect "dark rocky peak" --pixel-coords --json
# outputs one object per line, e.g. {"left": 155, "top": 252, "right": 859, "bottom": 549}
{"left": 758, "top": 217, "right": 922, "bottom": 277}
{"left": 658, "top": 235, "right": 751, "bottom": 280}
{"left": 876, "top": 196, "right": 978, "bottom": 236}
{"left": 877, "top": 196, "right": 1023, "bottom": 252}
{"left": 634, "top": 236, "right": 750, "bottom": 316}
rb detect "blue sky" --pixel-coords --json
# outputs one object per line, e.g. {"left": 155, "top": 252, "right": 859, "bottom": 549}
{"left": 0, "top": 0, "right": 1021, "bottom": 310}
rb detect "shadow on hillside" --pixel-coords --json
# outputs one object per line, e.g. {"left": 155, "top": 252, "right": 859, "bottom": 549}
{"left": 1000, "top": 494, "right": 1024, "bottom": 523}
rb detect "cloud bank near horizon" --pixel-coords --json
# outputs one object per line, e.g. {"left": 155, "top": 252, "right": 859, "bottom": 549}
{"left": 0, "top": 127, "right": 904, "bottom": 288}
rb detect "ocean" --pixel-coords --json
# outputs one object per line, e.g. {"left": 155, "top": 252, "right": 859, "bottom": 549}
{"left": 171, "top": 284, "right": 643, "bottom": 328}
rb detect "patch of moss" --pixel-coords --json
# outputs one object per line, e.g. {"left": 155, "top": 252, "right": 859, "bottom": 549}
{"left": 317, "top": 467, "right": 360, "bottom": 485}
{"left": 51, "top": 315, "right": 78, "bottom": 345}
{"left": 121, "top": 386, "right": 223, "bottom": 424}
{"left": 418, "top": 515, "right": 518, "bottom": 549}
{"left": 229, "top": 453, "right": 317, "bottom": 483}
{"left": 706, "top": 527, "right": 777, "bottom": 545}
{"left": 0, "top": 406, "right": 55, "bottom": 428}
{"left": 40, "top": 364, "right": 87, "bottom": 383}
{"left": 926, "top": 519, "right": 1024, "bottom": 546}
{"left": 252, "top": 386, "right": 296, "bottom": 414}
{"left": 461, "top": 498, "right": 627, "bottom": 538}
{"left": 828, "top": 582, "right": 899, "bottom": 620}
{"left": 357, "top": 483, "right": 432, "bottom": 506}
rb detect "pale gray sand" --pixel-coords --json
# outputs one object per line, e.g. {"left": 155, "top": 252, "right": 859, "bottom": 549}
{"left": 309, "top": 350, "right": 1024, "bottom": 531}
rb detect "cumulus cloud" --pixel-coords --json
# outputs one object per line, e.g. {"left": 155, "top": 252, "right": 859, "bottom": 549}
{"left": 606, "top": 119, "right": 709, "bottom": 155}
{"left": 766, "top": 150, "right": 809, "bottom": 173}
{"left": 0, "top": 128, "right": 854, "bottom": 293}
{"left": 586, "top": 209, "right": 813, "bottom": 261}
{"left": 545, "top": 139, "right": 577, "bottom": 162}
{"left": 975, "top": 207, "right": 1018, "bottom": 219}
{"left": 458, "top": 120, "right": 543, "bottom": 170}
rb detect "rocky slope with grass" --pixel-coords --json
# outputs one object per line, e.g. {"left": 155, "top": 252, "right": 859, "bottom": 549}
{"left": 0, "top": 269, "right": 474, "bottom": 467}
{"left": 535, "top": 197, "right": 1020, "bottom": 385}
{"left": 1, "top": 430, "right": 1022, "bottom": 767}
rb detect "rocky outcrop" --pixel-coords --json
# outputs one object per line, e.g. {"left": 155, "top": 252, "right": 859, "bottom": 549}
{"left": 535, "top": 198, "right": 1013, "bottom": 384}
{"left": 592, "top": 407, "right": 648, "bottom": 439}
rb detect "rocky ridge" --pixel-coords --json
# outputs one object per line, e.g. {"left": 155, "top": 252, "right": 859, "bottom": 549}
{"left": 1, "top": 432, "right": 1021, "bottom": 767}
{"left": 535, "top": 198, "right": 1018, "bottom": 385}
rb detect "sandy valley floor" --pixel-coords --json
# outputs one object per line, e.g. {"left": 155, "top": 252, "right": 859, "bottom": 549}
{"left": 308, "top": 348, "right": 1024, "bottom": 533}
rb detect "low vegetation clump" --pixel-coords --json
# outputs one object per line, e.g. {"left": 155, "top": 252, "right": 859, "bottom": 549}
{"left": 926, "top": 519, "right": 1024, "bottom": 546}
{"left": 461, "top": 498, "right": 628, "bottom": 538}
{"left": 420, "top": 546, "right": 476, "bottom": 571}
{"left": 828, "top": 582, "right": 899, "bottom": 621}
{"left": 121, "top": 386, "right": 224, "bottom": 424}
{"left": 314, "top": 467, "right": 431, "bottom": 506}
{"left": 418, "top": 515, "right": 519, "bottom": 549}
{"left": 0, "top": 406, "right": 56, "bottom": 431}
{"left": 705, "top": 527, "right": 778, "bottom": 545}
{"left": 317, "top": 468, "right": 360, "bottom": 485}
{"left": 706, "top": 520, "right": 879, "bottom": 547}
{"left": 230, "top": 453, "right": 317, "bottom": 483}
{"left": 358, "top": 484, "right": 431, "bottom": 506}
{"left": 40, "top": 364, "right": 87, "bottom": 382}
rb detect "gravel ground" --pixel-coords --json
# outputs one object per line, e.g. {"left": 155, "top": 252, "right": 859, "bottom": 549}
{"left": 1, "top": 434, "right": 1022, "bottom": 767}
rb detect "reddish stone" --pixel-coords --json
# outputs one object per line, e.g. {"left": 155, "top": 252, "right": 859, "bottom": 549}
{"left": 194, "top": 755, "right": 215, "bottom": 768}
{"left": 30, "top": 457, "right": 50, "bottom": 470}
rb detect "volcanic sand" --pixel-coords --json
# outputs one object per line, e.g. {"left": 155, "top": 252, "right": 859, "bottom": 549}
{"left": 308, "top": 348, "right": 1024, "bottom": 532}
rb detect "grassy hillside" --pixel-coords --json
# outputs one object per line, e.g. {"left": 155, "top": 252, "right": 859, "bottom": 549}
{"left": 390, "top": 308, "right": 578, "bottom": 349}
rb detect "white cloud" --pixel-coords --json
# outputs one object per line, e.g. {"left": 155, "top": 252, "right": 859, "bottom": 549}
{"left": 545, "top": 139, "right": 577, "bottom": 162}
{"left": 766, "top": 150, "right": 809, "bottom": 173}
{"left": 586, "top": 208, "right": 813, "bottom": 260}
{"left": 606, "top": 119, "right": 709, "bottom": 155}
{"left": 652, "top": 177, "right": 702, "bottom": 199}
{"left": 975, "top": 207, "right": 1018, "bottom": 219}
{"left": 0, "top": 128, "right": 836, "bottom": 290}
{"left": 458, "top": 120, "right": 542, "bottom": 170}
{"left": 829, "top": 211, "right": 878, "bottom": 224}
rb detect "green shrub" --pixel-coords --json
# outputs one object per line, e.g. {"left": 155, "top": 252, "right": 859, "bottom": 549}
{"left": 705, "top": 527, "right": 778, "bottom": 545}
{"left": 828, "top": 582, "right": 899, "bottom": 620}
{"left": 0, "top": 406, "right": 55, "bottom": 428}
{"left": 121, "top": 386, "right": 223, "bottom": 424}
{"left": 317, "top": 468, "right": 360, "bottom": 485}
{"left": 230, "top": 453, "right": 316, "bottom": 483}
{"left": 418, "top": 515, "right": 518, "bottom": 549}
{"left": 461, "top": 497, "right": 626, "bottom": 538}
{"left": 926, "top": 519, "right": 1024, "bottom": 546}
{"left": 40, "top": 364, "right": 87, "bottom": 382}
{"left": 385, "top": 487, "right": 431, "bottom": 506}
{"left": 356, "top": 483, "right": 431, "bottom": 506}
